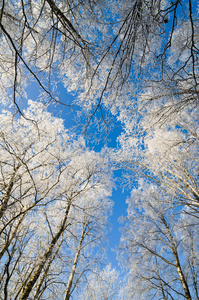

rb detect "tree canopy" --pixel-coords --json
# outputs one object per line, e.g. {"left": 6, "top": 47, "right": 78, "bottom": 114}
{"left": 0, "top": 0, "right": 199, "bottom": 299}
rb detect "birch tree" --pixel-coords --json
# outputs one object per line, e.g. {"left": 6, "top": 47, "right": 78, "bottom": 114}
{"left": 0, "top": 101, "right": 113, "bottom": 299}
{"left": 117, "top": 100, "right": 199, "bottom": 300}
{"left": 63, "top": 194, "right": 112, "bottom": 300}
{"left": 120, "top": 181, "right": 199, "bottom": 300}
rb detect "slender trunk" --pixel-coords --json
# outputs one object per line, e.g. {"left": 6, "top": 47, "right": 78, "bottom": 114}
{"left": 19, "top": 201, "right": 71, "bottom": 300}
{"left": 162, "top": 216, "right": 192, "bottom": 300}
{"left": 64, "top": 224, "right": 86, "bottom": 300}
{"left": 33, "top": 242, "right": 62, "bottom": 299}
{"left": 173, "top": 249, "right": 192, "bottom": 300}
{"left": 4, "top": 252, "right": 11, "bottom": 299}
{"left": 0, "top": 164, "right": 20, "bottom": 219}
{"left": 0, "top": 215, "right": 24, "bottom": 260}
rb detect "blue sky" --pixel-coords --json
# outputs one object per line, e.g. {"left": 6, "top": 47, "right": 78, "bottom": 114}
{"left": 56, "top": 89, "right": 129, "bottom": 271}
{"left": 24, "top": 79, "right": 129, "bottom": 271}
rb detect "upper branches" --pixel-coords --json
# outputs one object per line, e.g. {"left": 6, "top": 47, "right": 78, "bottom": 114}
{"left": 0, "top": 0, "right": 198, "bottom": 130}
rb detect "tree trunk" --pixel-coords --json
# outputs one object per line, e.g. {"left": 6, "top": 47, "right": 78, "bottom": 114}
{"left": 0, "top": 163, "right": 21, "bottom": 219}
{"left": 0, "top": 215, "right": 24, "bottom": 260}
{"left": 33, "top": 243, "right": 62, "bottom": 299}
{"left": 64, "top": 223, "right": 87, "bottom": 300}
{"left": 162, "top": 215, "right": 192, "bottom": 300}
{"left": 19, "top": 200, "right": 71, "bottom": 300}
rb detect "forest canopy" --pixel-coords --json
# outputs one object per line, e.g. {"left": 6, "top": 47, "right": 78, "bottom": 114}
{"left": 0, "top": 0, "right": 199, "bottom": 299}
